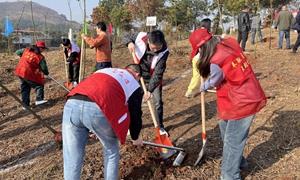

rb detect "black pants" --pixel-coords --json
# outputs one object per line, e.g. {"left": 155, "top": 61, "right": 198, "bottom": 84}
{"left": 141, "top": 84, "right": 164, "bottom": 128}
{"left": 237, "top": 31, "right": 249, "bottom": 51}
{"left": 293, "top": 31, "right": 300, "bottom": 52}
{"left": 19, "top": 78, "right": 44, "bottom": 106}
{"left": 95, "top": 62, "right": 112, "bottom": 71}
{"left": 68, "top": 63, "right": 79, "bottom": 83}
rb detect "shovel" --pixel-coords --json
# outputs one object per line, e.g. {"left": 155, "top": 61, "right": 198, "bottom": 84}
{"left": 131, "top": 51, "right": 175, "bottom": 159}
{"left": 143, "top": 141, "right": 186, "bottom": 166}
{"left": 0, "top": 82, "right": 62, "bottom": 145}
{"left": 47, "top": 75, "right": 70, "bottom": 92}
{"left": 194, "top": 76, "right": 207, "bottom": 166}
{"left": 140, "top": 77, "right": 176, "bottom": 159}
{"left": 62, "top": 46, "right": 73, "bottom": 90}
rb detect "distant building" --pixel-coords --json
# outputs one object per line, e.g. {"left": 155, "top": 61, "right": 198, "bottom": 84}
{"left": 13, "top": 30, "right": 52, "bottom": 48}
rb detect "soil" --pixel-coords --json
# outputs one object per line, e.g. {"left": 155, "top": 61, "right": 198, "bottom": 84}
{"left": 0, "top": 29, "right": 299, "bottom": 180}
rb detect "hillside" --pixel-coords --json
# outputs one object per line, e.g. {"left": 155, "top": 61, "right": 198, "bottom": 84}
{"left": 0, "top": 1, "right": 80, "bottom": 32}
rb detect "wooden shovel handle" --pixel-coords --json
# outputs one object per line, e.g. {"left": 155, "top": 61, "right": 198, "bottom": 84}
{"left": 200, "top": 76, "right": 206, "bottom": 139}
{"left": 62, "top": 46, "right": 69, "bottom": 83}
{"left": 0, "top": 82, "right": 57, "bottom": 134}
{"left": 140, "top": 77, "right": 159, "bottom": 128}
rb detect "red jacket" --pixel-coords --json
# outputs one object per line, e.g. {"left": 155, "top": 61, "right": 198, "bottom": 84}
{"left": 211, "top": 38, "right": 266, "bottom": 120}
{"left": 15, "top": 48, "right": 45, "bottom": 85}
{"left": 67, "top": 68, "right": 140, "bottom": 144}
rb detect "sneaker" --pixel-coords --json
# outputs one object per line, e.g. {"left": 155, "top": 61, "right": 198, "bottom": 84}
{"left": 72, "top": 81, "right": 78, "bottom": 87}
{"left": 35, "top": 100, "right": 48, "bottom": 106}
{"left": 159, "top": 127, "right": 169, "bottom": 136}
{"left": 185, "top": 91, "right": 197, "bottom": 98}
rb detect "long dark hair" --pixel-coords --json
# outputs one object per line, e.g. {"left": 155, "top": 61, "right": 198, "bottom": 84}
{"left": 197, "top": 36, "right": 220, "bottom": 78}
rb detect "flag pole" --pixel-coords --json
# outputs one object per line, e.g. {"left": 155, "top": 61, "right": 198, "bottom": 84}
{"left": 79, "top": 0, "right": 86, "bottom": 82}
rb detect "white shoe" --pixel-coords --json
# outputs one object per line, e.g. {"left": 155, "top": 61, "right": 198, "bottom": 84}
{"left": 72, "top": 81, "right": 78, "bottom": 87}
{"left": 35, "top": 100, "right": 48, "bottom": 105}
{"left": 184, "top": 91, "right": 198, "bottom": 98}
{"left": 159, "top": 127, "right": 169, "bottom": 136}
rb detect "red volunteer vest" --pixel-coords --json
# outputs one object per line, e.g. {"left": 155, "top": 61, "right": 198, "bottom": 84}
{"left": 67, "top": 68, "right": 140, "bottom": 144}
{"left": 211, "top": 38, "right": 266, "bottom": 120}
{"left": 15, "top": 48, "right": 45, "bottom": 85}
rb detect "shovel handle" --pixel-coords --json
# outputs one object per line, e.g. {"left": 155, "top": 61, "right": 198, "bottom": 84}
{"left": 131, "top": 51, "right": 140, "bottom": 64}
{"left": 0, "top": 82, "right": 57, "bottom": 134}
{"left": 200, "top": 76, "right": 206, "bottom": 138}
{"left": 140, "top": 77, "right": 159, "bottom": 128}
{"left": 62, "top": 46, "right": 69, "bottom": 83}
{"left": 47, "top": 75, "right": 70, "bottom": 92}
{"left": 143, "top": 141, "right": 184, "bottom": 151}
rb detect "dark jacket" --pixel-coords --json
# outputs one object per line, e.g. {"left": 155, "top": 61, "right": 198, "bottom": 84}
{"left": 238, "top": 11, "right": 251, "bottom": 32}
{"left": 123, "top": 32, "right": 169, "bottom": 92}
{"left": 292, "top": 12, "right": 300, "bottom": 31}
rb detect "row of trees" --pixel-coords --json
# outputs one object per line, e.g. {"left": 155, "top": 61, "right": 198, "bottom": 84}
{"left": 90, "top": 0, "right": 294, "bottom": 36}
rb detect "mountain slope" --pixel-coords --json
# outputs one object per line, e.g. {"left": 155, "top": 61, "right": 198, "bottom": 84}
{"left": 0, "top": 1, "right": 80, "bottom": 31}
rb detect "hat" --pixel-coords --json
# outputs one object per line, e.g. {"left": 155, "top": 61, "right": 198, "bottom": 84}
{"left": 35, "top": 41, "right": 47, "bottom": 49}
{"left": 189, "top": 28, "right": 212, "bottom": 59}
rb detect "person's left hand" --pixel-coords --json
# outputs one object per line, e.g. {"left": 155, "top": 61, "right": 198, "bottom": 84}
{"left": 81, "top": 34, "right": 86, "bottom": 39}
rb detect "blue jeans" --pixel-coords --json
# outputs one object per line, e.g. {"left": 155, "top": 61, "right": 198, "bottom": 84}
{"left": 278, "top": 30, "right": 291, "bottom": 49}
{"left": 63, "top": 99, "right": 119, "bottom": 180}
{"left": 219, "top": 115, "right": 254, "bottom": 180}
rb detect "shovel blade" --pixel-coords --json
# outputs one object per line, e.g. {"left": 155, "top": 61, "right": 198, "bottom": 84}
{"left": 64, "top": 82, "right": 73, "bottom": 90}
{"left": 194, "top": 141, "right": 207, "bottom": 166}
{"left": 153, "top": 128, "right": 176, "bottom": 159}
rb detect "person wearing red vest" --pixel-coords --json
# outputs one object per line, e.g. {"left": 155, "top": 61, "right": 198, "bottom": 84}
{"left": 63, "top": 64, "right": 144, "bottom": 180}
{"left": 189, "top": 29, "right": 266, "bottom": 180}
{"left": 15, "top": 41, "right": 49, "bottom": 107}
{"left": 62, "top": 38, "right": 80, "bottom": 86}
{"left": 123, "top": 30, "right": 169, "bottom": 135}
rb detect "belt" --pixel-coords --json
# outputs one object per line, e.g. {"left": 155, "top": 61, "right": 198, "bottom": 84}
{"left": 69, "top": 94, "right": 93, "bottom": 102}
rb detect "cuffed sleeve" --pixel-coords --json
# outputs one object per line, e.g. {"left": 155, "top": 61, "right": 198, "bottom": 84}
{"left": 15, "top": 48, "right": 25, "bottom": 57}
{"left": 39, "top": 59, "right": 49, "bottom": 75}
{"left": 201, "top": 64, "right": 224, "bottom": 91}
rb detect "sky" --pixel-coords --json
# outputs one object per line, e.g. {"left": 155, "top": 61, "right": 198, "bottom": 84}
{"left": 0, "top": 0, "right": 99, "bottom": 23}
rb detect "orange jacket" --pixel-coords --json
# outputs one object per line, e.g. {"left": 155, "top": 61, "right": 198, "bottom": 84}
{"left": 84, "top": 32, "right": 111, "bottom": 62}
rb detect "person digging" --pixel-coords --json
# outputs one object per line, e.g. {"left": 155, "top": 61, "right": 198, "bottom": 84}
{"left": 62, "top": 64, "right": 145, "bottom": 180}
{"left": 62, "top": 38, "right": 81, "bottom": 88}
{"left": 15, "top": 41, "right": 49, "bottom": 107}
